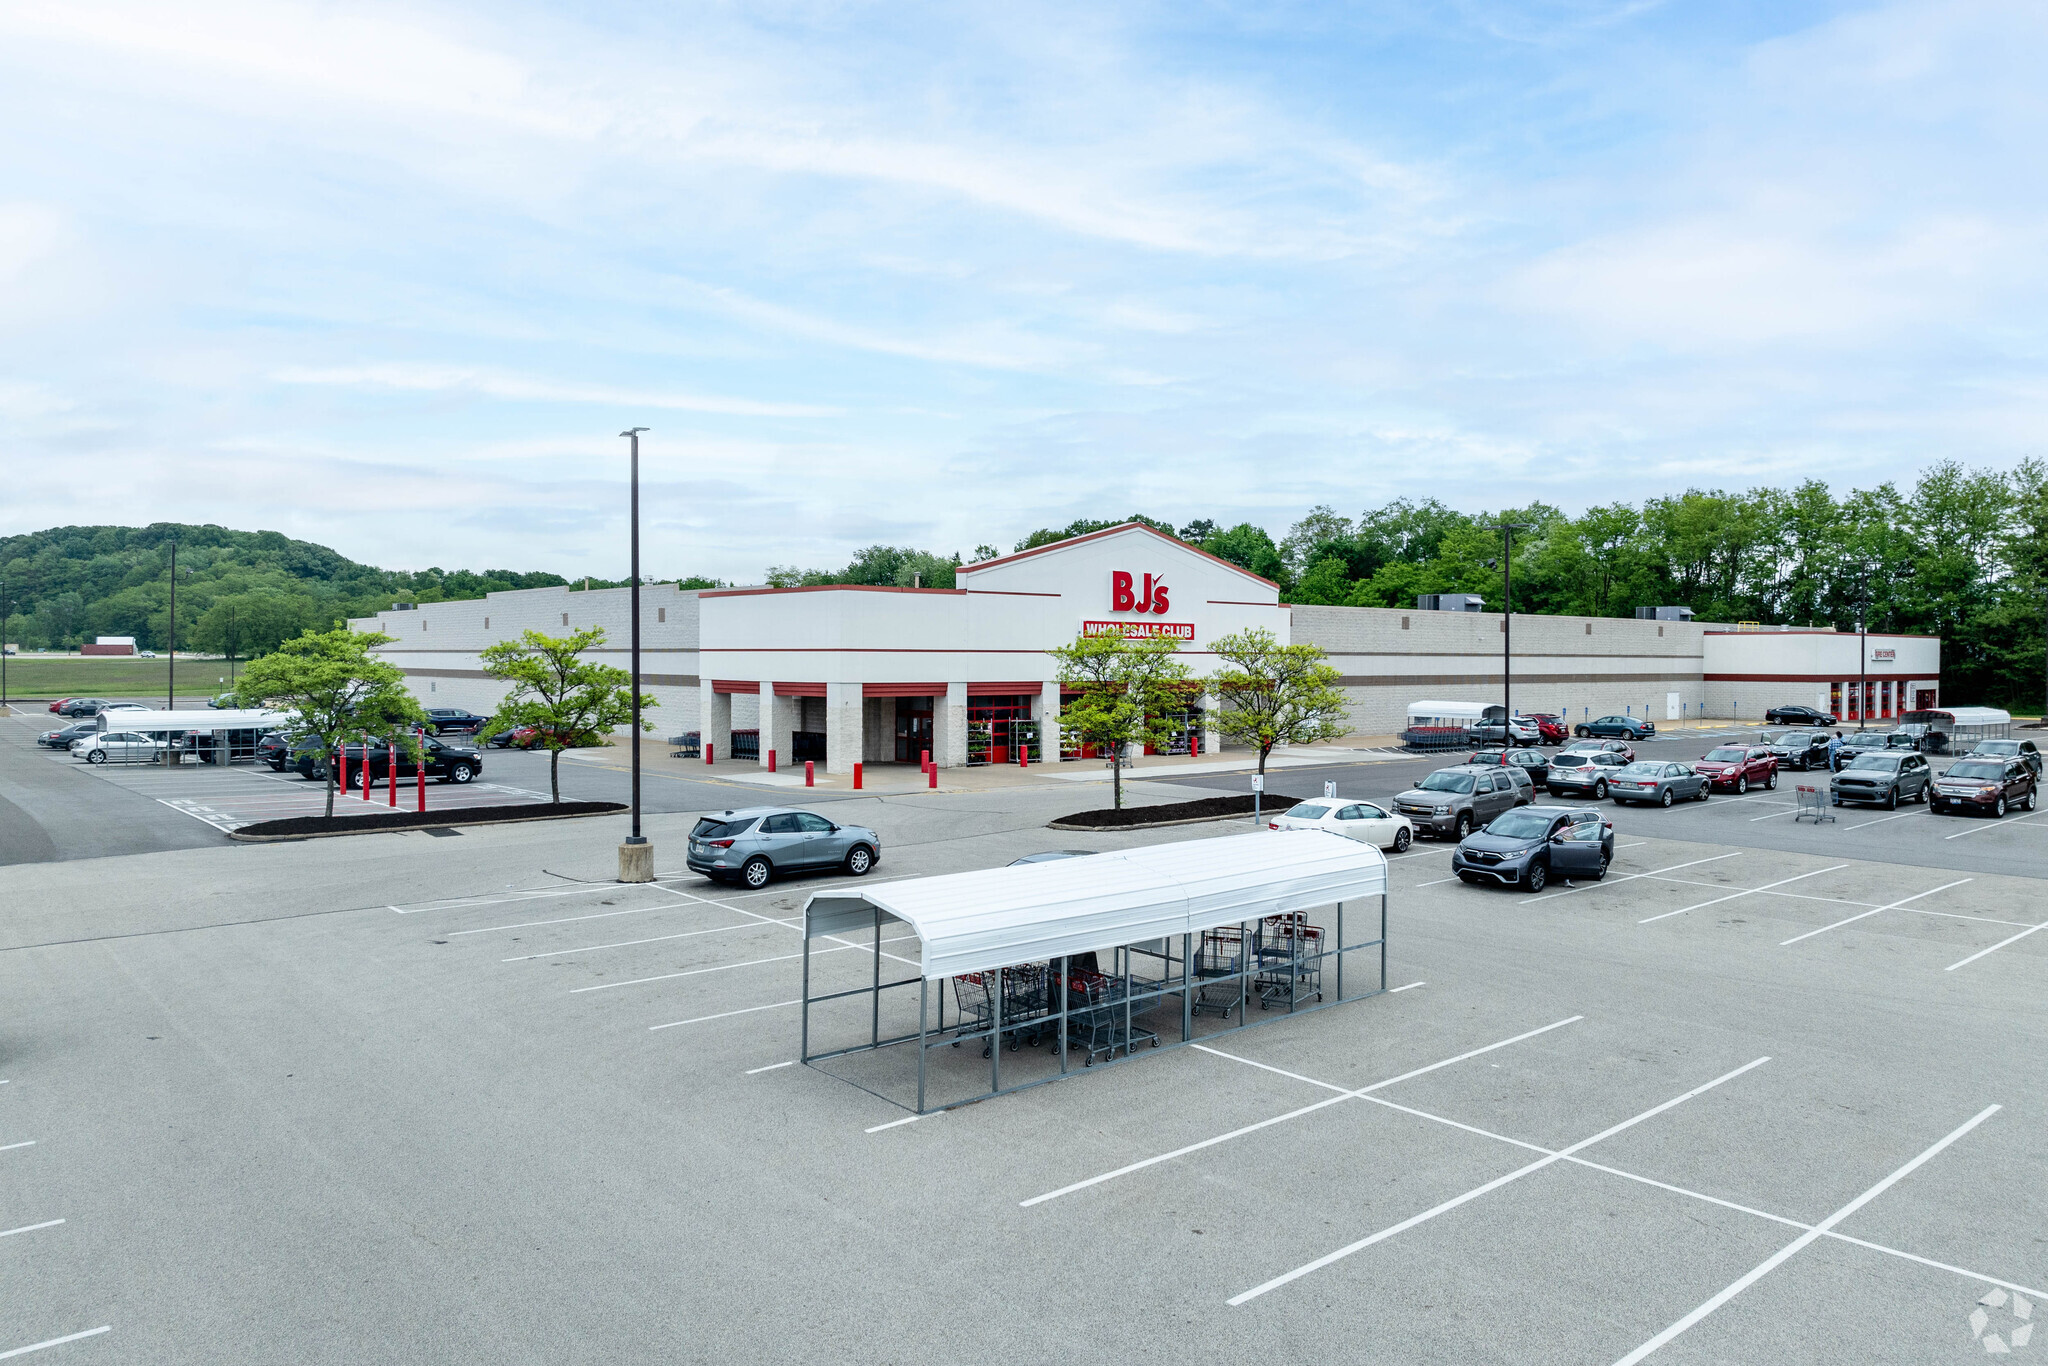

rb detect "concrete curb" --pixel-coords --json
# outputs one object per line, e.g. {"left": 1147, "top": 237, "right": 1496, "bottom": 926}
{"left": 227, "top": 805, "right": 626, "bottom": 843}
{"left": 1047, "top": 812, "right": 1265, "bottom": 832}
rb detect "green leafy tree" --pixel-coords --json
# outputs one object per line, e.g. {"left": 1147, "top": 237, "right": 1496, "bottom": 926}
{"left": 190, "top": 591, "right": 323, "bottom": 661}
{"left": 1289, "top": 555, "right": 1356, "bottom": 605}
{"left": 1206, "top": 628, "right": 1351, "bottom": 781}
{"left": 1201, "top": 523, "right": 1287, "bottom": 584}
{"left": 1047, "top": 630, "right": 1194, "bottom": 809}
{"left": 229, "top": 626, "right": 424, "bottom": 818}
{"left": 480, "top": 627, "right": 656, "bottom": 802}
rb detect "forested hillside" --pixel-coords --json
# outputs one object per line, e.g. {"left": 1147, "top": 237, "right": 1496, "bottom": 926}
{"left": 0, "top": 524, "right": 573, "bottom": 658}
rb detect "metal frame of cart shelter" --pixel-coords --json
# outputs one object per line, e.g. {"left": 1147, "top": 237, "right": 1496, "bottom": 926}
{"left": 798, "top": 829, "right": 1388, "bottom": 1114}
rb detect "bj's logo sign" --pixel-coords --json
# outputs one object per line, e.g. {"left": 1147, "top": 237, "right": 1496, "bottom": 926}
{"left": 1111, "top": 571, "right": 1170, "bottom": 614}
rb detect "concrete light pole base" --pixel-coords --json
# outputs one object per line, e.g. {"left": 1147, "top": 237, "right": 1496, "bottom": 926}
{"left": 617, "top": 841, "right": 654, "bottom": 883}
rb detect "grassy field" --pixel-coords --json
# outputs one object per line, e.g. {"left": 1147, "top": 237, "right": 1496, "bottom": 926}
{"left": 0, "top": 655, "right": 236, "bottom": 701}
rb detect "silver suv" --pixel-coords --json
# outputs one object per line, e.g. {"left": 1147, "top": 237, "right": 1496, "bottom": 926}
{"left": 1830, "top": 751, "right": 1932, "bottom": 809}
{"left": 1392, "top": 764, "right": 1531, "bottom": 841}
{"left": 686, "top": 806, "right": 882, "bottom": 889}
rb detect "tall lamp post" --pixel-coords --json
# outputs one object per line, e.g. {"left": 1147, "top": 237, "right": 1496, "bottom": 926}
{"left": 1, "top": 582, "right": 13, "bottom": 712}
{"left": 1855, "top": 573, "right": 1870, "bottom": 733}
{"left": 617, "top": 427, "right": 653, "bottom": 883}
{"left": 1486, "top": 520, "right": 1532, "bottom": 742}
{"left": 166, "top": 543, "right": 178, "bottom": 711}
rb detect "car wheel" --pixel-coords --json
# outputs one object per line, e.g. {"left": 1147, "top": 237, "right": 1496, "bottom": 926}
{"left": 741, "top": 857, "right": 773, "bottom": 889}
{"left": 1994, "top": 797, "right": 2006, "bottom": 818}
{"left": 451, "top": 764, "right": 476, "bottom": 784}
{"left": 1593, "top": 779, "right": 1607, "bottom": 800}
{"left": 1766, "top": 770, "right": 1777, "bottom": 790}
{"left": 844, "top": 845, "right": 874, "bottom": 876}
{"left": 1696, "top": 784, "right": 1710, "bottom": 801}
{"left": 2024, "top": 790, "right": 2037, "bottom": 812}
{"left": 1524, "top": 862, "right": 1547, "bottom": 894}
{"left": 1659, "top": 788, "right": 1674, "bottom": 808}
{"left": 1735, "top": 776, "right": 1747, "bottom": 795}
{"left": 1885, "top": 788, "right": 1897, "bottom": 810}
{"left": 1391, "top": 827, "right": 1411, "bottom": 853}
{"left": 86, "top": 750, "right": 106, "bottom": 764}
{"left": 1575, "top": 726, "right": 1588, "bottom": 738}
{"left": 1454, "top": 812, "right": 1472, "bottom": 840}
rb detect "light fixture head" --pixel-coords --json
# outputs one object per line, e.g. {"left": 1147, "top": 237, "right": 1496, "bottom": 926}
{"left": 620, "top": 426, "right": 650, "bottom": 438}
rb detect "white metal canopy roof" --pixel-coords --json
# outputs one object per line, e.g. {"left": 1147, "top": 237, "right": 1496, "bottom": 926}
{"left": 804, "top": 829, "right": 1387, "bottom": 981}
{"left": 1406, "top": 699, "right": 1489, "bottom": 720}
{"left": 1944, "top": 707, "right": 2010, "bottom": 726}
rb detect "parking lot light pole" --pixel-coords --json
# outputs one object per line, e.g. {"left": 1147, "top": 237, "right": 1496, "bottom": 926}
{"left": 166, "top": 543, "right": 177, "bottom": 711}
{"left": 1486, "top": 520, "right": 1532, "bottom": 743}
{"left": 1, "top": 582, "right": 12, "bottom": 710}
{"left": 618, "top": 427, "right": 654, "bottom": 884}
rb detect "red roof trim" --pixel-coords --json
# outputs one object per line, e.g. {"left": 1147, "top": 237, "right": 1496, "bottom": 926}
{"left": 862, "top": 682, "right": 949, "bottom": 698}
{"left": 966, "top": 681, "right": 1045, "bottom": 696}
{"left": 958, "top": 522, "right": 1281, "bottom": 591}
{"left": 772, "top": 681, "right": 827, "bottom": 697}
{"left": 700, "top": 584, "right": 967, "bottom": 599}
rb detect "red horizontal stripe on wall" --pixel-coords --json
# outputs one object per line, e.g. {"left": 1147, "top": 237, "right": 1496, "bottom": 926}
{"left": 710, "top": 679, "right": 758, "bottom": 694}
{"left": 862, "top": 682, "right": 949, "bottom": 698}
{"left": 772, "top": 681, "right": 826, "bottom": 697}
{"left": 966, "top": 681, "right": 1045, "bottom": 696}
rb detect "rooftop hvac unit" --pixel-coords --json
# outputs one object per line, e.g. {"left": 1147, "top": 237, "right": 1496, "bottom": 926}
{"left": 1417, "top": 593, "right": 1484, "bottom": 612}
{"left": 1634, "top": 606, "right": 1695, "bottom": 621}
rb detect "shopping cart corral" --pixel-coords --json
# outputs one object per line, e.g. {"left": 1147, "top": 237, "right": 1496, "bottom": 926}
{"left": 798, "top": 829, "right": 1389, "bottom": 1115}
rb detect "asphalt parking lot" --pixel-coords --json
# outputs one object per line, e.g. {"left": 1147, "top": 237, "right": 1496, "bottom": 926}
{"left": 0, "top": 769, "right": 2039, "bottom": 1363}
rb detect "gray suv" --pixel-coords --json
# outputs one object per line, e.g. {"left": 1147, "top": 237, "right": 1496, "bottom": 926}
{"left": 1392, "top": 764, "right": 1530, "bottom": 841}
{"left": 1830, "top": 751, "right": 1932, "bottom": 809}
{"left": 686, "top": 806, "right": 882, "bottom": 889}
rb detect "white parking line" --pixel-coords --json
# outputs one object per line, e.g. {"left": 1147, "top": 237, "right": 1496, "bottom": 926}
{"left": 1200, "top": 1048, "right": 2048, "bottom": 1304}
{"left": 1389, "top": 981, "right": 1425, "bottom": 992}
{"left": 1945, "top": 921, "right": 2048, "bottom": 972}
{"left": 444, "top": 902, "right": 675, "bottom": 936}
{"left": 1018, "top": 1015, "right": 1583, "bottom": 1207}
{"left": 866, "top": 1114, "right": 922, "bottom": 1133}
{"left": 1943, "top": 812, "right": 2048, "bottom": 840}
{"left": 569, "top": 934, "right": 920, "bottom": 994}
{"left": 0, "top": 1220, "right": 63, "bottom": 1239}
{"left": 1542, "top": 852, "right": 1744, "bottom": 901}
{"left": 744, "top": 1060, "right": 796, "bottom": 1075}
{"left": 1637, "top": 865, "right": 1850, "bottom": 925}
{"left": 501, "top": 919, "right": 766, "bottom": 962}
{"left": 393, "top": 883, "right": 619, "bottom": 914}
{"left": 1609, "top": 1104, "right": 1999, "bottom": 1365}
{"left": 1779, "top": 878, "right": 1974, "bottom": 946}
{"left": 648, "top": 998, "right": 800, "bottom": 1031}
{"left": 0, "top": 1141, "right": 34, "bottom": 1153}
{"left": 0, "top": 1327, "right": 111, "bottom": 1360}
{"left": 1229, "top": 1056, "right": 1771, "bottom": 1305}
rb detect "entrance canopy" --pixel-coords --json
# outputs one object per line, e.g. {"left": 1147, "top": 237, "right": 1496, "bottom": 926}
{"left": 804, "top": 829, "right": 1386, "bottom": 980}
{"left": 1407, "top": 699, "right": 1489, "bottom": 726}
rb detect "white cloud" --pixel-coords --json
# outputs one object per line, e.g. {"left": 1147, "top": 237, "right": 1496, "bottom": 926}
{"left": 269, "top": 365, "right": 840, "bottom": 418}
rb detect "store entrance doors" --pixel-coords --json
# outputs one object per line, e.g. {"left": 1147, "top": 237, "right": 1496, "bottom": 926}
{"left": 894, "top": 696, "right": 934, "bottom": 763}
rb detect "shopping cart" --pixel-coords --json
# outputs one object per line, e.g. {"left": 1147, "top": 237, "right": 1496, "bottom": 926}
{"left": 1793, "top": 784, "right": 1835, "bottom": 824}
{"left": 1255, "top": 913, "right": 1324, "bottom": 1010}
{"left": 1065, "top": 970, "right": 1158, "bottom": 1065}
{"left": 950, "top": 973, "right": 995, "bottom": 1057}
{"left": 1194, "top": 926, "right": 1249, "bottom": 1018}
{"left": 1000, "top": 963, "right": 1055, "bottom": 1051}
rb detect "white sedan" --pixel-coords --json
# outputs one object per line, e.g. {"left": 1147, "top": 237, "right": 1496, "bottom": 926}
{"left": 1268, "top": 798, "right": 1414, "bottom": 852}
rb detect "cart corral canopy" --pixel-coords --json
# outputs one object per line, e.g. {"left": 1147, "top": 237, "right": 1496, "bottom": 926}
{"left": 804, "top": 829, "right": 1387, "bottom": 981}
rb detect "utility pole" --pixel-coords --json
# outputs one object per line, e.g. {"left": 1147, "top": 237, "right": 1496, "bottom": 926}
{"left": 167, "top": 543, "right": 177, "bottom": 711}
{"left": 1, "top": 580, "right": 11, "bottom": 711}
{"left": 618, "top": 427, "right": 652, "bottom": 883}
{"left": 1856, "top": 574, "right": 1870, "bottom": 733}
{"left": 1486, "top": 520, "right": 1533, "bottom": 744}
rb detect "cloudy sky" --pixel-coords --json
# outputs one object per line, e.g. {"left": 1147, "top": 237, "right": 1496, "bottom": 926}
{"left": 1, "top": 1, "right": 2041, "bottom": 581}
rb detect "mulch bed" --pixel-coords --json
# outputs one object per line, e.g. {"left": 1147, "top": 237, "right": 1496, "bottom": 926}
{"left": 232, "top": 800, "right": 627, "bottom": 841}
{"left": 1049, "top": 792, "right": 1302, "bottom": 831}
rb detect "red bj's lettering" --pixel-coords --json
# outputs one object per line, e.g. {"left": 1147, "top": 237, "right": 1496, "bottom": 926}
{"left": 1151, "top": 581, "right": 1169, "bottom": 614}
{"left": 1111, "top": 570, "right": 1135, "bottom": 612}
{"left": 1136, "top": 573, "right": 1153, "bottom": 613}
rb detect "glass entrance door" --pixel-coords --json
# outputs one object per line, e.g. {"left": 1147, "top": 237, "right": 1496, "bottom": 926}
{"left": 894, "top": 697, "right": 934, "bottom": 763}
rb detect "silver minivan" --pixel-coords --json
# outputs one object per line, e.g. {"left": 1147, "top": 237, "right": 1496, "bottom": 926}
{"left": 686, "top": 806, "right": 883, "bottom": 889}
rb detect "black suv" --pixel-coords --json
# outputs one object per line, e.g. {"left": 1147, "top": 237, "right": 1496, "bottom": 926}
{"left": 338, "top": 737, "right": 484, "bottom": 784}
{"left": 423, "top": 708, "right": 491, "bottom": 736}
{"left": 1760, "top": 729, "right": 1832, "bottom": 771}
{"left": 1766, "top": 704, "right": 1837, "bottom": 727}
{"left": 1452, "top": 806, "right": 1614, "bottom": 892}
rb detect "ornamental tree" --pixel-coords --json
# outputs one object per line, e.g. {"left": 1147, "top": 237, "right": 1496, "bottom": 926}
{"left": 479, "top": 627, "right": 655, "bottom": 802}
{"left": 1207, "top": 628, "right": 1351, "bottom": 780}
{"left": 229, "top": 625, "right": 424, "bottom": 818}
{"left": 1047, "top": 629, "right": 1194, "bottom": 809}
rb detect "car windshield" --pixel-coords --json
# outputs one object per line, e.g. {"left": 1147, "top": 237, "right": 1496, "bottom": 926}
{"left": 691, "top": 816, "right": 757, "bottom": 839}
{"left": 1945, "top": 762, "right": 2003, "bottom": 780}
{"left": 1845, "top": 754, "right": 1901, "bottom": 771}
{"left": 1551, "top": 754, "right": 1591, "bottom": 767}
{"left": 1483, "top": 810, "right": 1555, "bottom": 840}
{"left": 1287, "top": 803, "right": 1332, "bottom": 820}
{"left": 1782, "top": 730, "right": 1818, "bottom": 742}
{"left": 1974, "top": 742, "right": 2017, "bottom": 756}
{"left": 1417, "top": 772, "right": 1475, "bottom": 793}
{"left": 1703, "top": 748, "right": 1748, "bottom": 762}
{"left": 1619, "top": 762, "right": 1663, "bottom": 775}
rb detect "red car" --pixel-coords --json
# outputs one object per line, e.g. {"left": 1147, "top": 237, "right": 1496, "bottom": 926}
{"left": 1693, "top": 744, "right": 1779, "bottom": 793}
{"left": 1523, "top": 713, "right": 1569, "bottom": 744}
{"left": 48, "top": 698, "right": 74, "bottom": 713}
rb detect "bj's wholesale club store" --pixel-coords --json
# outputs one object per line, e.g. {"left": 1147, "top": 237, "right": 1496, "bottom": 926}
{"left": 356, "top": 523, "right": 1942, "bottom": 771}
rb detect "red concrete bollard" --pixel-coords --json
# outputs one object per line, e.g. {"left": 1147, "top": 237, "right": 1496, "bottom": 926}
{"left": 1191, "top": 733, "right": 1200, "bottom": 757}
{"left": 417, "top": 761, "right": 426, "bottom": 812}
{"left": 361, "top": 737, "right": 372, "bottom": 802}
{"left": 804, "top": 760, "right": 814, "bottom": 787}
{"left": 338, "top": 743, "right": 348, "bottom": 795}
{"left": 768, "top": 749, "right": 777, "bottom": 773}
{"left": 853, "top": 762, "right": 862, "bottom": 790}
{"left": 927, "top": 763, "right": 937, "bottom": 789}
{"left": 387, "top": 746, "right": 397, "bottom": 806}
{"left": 1018, "top": 745, "right": 1028, "bottom": 768}
{"left": 705, "top": 741, "right": 714, "bottom": 765}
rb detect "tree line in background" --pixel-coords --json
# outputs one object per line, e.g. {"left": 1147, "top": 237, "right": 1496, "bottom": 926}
{"left": 0, "top": 523, "right": 723, "bottom": 661}
{"left": 8, "top": 457, "right": 2044, "bottom": 707}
